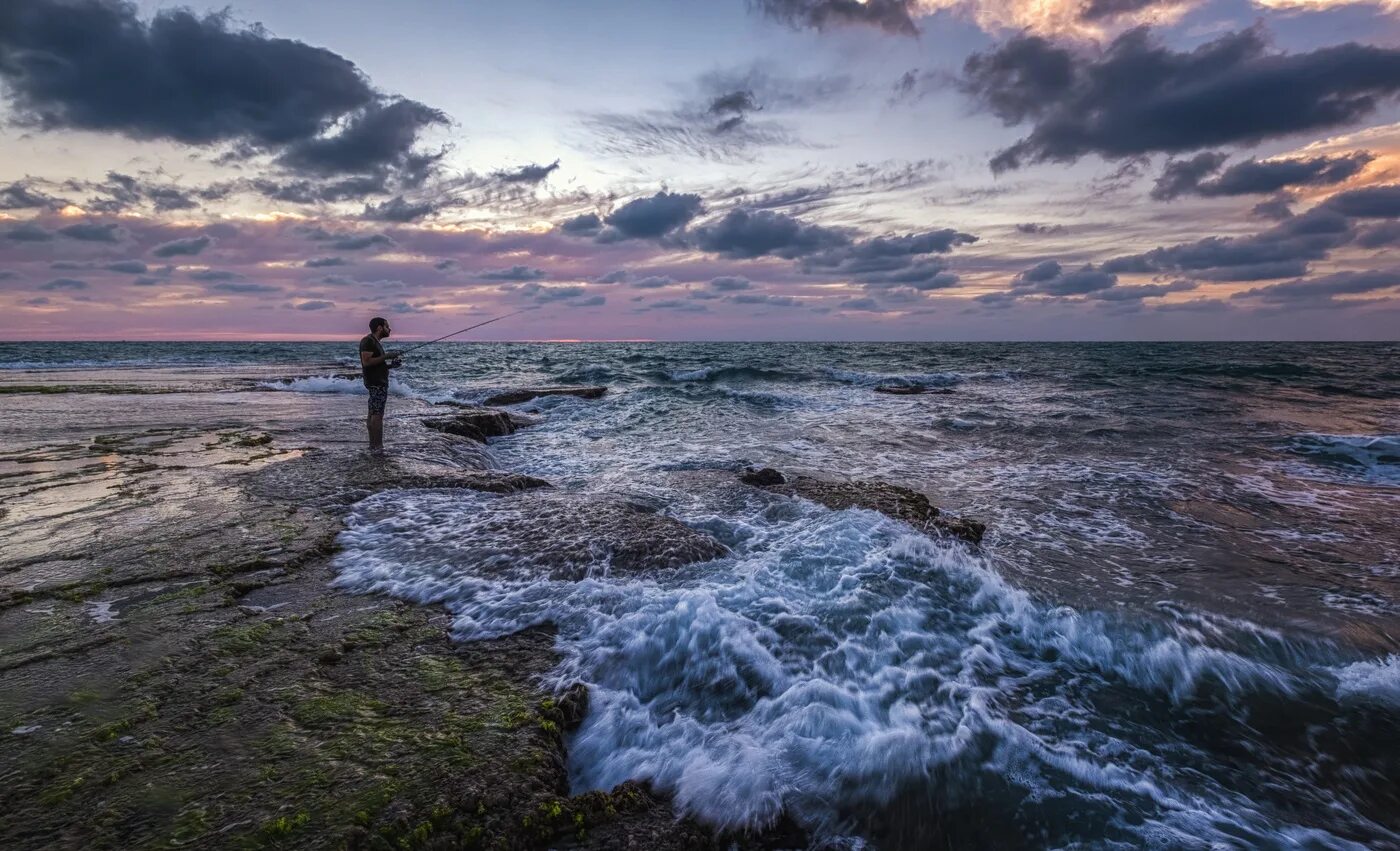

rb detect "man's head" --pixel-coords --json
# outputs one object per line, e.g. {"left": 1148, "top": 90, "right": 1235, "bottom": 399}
{"left": 369, "top": 316, "right": 391, "bottom": 339}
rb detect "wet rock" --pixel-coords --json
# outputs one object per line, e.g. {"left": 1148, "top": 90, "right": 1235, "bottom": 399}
{"left": 422, "top": 407, "right": 518, "bottom": 442}
{"left": 874, "top": 383, "right": 955, "bottom": 395}
{"left": 741, "top": 467, "right": 786, "bottom": 486}
{"left": 457, "top": 490, "right": 728, "bottom": 579}
{"left": 740, "top": 469, "right": 985, "bottom": 544}
{"left": 247, "top": 450, "right": 549, "bottom": 508}
{"left": 483, "top": 386, "right": 608, "bottom": 406}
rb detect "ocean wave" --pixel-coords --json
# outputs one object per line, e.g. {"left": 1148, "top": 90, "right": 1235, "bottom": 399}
{"left": 662, "top": 365, "right": 806, "bottom": 383}
{"left": 1286, "top": 434, "right": 1400, "bottom": 484}
{"left": 258, "top": 374, "right": 457, "bottom": 404}
{"left": 330, "top": 488, "right": 1387, "bottom": 846}
{"left": 821, "top": 367, "right": 965, "bottom": 388}
{"left": 554, "top": 362, "right": 617, "bottom": 383}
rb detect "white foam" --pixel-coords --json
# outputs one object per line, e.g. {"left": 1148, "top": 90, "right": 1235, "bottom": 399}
{"left": 259, "top": 374, "right": 455, "bottom": 404}
{"left": 1334, "top": 655, "right": 1400, "bottom": 705}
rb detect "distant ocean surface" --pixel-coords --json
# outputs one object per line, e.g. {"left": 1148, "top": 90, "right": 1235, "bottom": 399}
{"left": 8, "top": 340, "right": 1400, "bottom": 848}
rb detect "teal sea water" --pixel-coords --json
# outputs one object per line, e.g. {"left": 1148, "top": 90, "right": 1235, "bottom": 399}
{"left": 7, "top": 340, "right": 1400, "bottom": 848}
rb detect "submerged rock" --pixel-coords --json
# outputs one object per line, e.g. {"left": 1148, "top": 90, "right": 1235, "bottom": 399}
{"left": 740, "top": 467, "right": 787, "bottom": 486}
{"left": 740, "top": 468, "right": 985, "bottom": 544}
{"left": 454, "top": 491, "right": 729, "bottom": 579}
{"left": 422, "top": 407, "right": 518, "bottom": 442}
{"left": 482, "top": 386, "right": 607, "bottom": 406}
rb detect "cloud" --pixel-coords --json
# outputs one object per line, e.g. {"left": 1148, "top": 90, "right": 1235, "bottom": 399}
{"left": 839, "top": 296, "right": 884, "bottom": 311}
{"left": 0, "top": 1, "right": 445, "bottom": 187}
{"left": 277, "top": 98, "right": 447, "bottom": 178}
{"left": 1322, "top": 184, "right": 1400, "bottom": 218}
{"left": 22, "top": 296, "right": 50, "bottom": 306}
{"left": 709, "top": 275, "right": 751, "bottom": 291}
{"left": 1016, "top": 222, "right": 1066, "bottom": 235}
{"left": 1356, "top": 221, "right": 1400, "bottom": 248}
{"left": 644, "top": 298, "right": 709, "bottom": 313}
{"left": 494, "top": 161, "right": 561, "bottom": 184}
{"left": 57, "top": 222, "right": 124, "bottom": 242}
{"left": 559, "top": 213, "right": 603, "bottom": 236}
{"left": 631, "top": 275, "right": 675, "bottom": 289}
{"left": 478, "top": 265, "right": 547, "bottom": 281}
{"left": 601, "top": 192, "right": 704, "bottom": 240}
{"left": 188, "top": 269, "right": 240, "bottom": 282}
{"left": 751, "top": 0, "right": 921, "bottom": 34}
{"left": 1152, "top": 152, "right": 1373, "bottom": 200}
{"left": 40, "top": 277, "right": 87, "bottom": 291}
{"left": 573, "top": 294, "right": 606, "bottom": 307}
{"left": 1236, "top": 268, "right": 1400, "bottom": 302}
{"left": 305, "top": 256, "right": 349, "bottom": 268}
{"left": 325, "top": 232, "right": 395, "bottom": 251}
{"left": 1011, "top": 260, "right": 1118, "bottom": 295}
{"left": 0, "top": 180, "right": 61, "bottom": 210}
{"left": 6, "top": 222, "right": 52, "bottom": 241}
{"left": 730, "top": 292, "right": 798, "bottom": 306}
{"left": 692, "top": 209, "right": 851, "bottom": 259}
{"left": 1091, "top": 279, "right": 1199, "bottom": 300}
{"left": 1102, "top": 207, "right": 1353, "bottom": 281}
{"left": 295, "top": 300, "right": 335, "bottom": 311}
{"left": 151, "top": 235, "right": 213, "bottom": 257}
{"left": 594, "top": 269, "right": 629, "bottom": 284}
{"left": 362, "top": 195, "right": 441, "bottom": 223}
{"left": 960, "top": 28, "right": 1400, "bottom": 172}
{"left": 103, "top": 258, "right": 149, "bottom": 272}
{"left": 209, "top": 282, "right": 279, "bottom": 294}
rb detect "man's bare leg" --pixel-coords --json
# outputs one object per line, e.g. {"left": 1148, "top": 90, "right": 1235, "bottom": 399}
{"left": 368, "top": 412, "right": 384, "bottom": 451}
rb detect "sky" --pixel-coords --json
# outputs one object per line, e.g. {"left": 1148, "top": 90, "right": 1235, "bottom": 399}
{"left": 2, "top": 0, "right": 1400, "bottom": 341}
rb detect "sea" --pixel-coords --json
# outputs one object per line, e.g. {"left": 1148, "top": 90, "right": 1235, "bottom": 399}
{"left": 6, "top": 340, "right": 1399, "bottom": 849}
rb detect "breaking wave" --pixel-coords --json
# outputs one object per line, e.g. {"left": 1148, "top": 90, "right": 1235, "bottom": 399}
{"left": 1286, "top": 434, "right": 1400, "bottom": 484}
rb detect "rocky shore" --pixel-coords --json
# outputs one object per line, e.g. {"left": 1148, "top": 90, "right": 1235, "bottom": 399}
{"left": 0, "top": 368, "right": 983, "bottom": 850}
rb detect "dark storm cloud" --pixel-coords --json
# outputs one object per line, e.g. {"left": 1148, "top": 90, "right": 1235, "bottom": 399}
{"left": 0, "top": 1, "right": 372, "bottom": 146}
{"left": 304, "top": 257, "right": 349, "bottom": 268}
{"left": 478, "top": 265, "right": 547, "bottom": 281}
{"left": 1152, "top": 152, "right": 1373, "bottom": 200}
{"left": 151, "top": 235, "right": 213, "bottom": 257}
{"left": 959, "top": 28, "right": 1400, "bottom": 172}
{"left": 602, "top": 192, "right": 704, "bottom": 240}
{"left": 692, "top": 209, "right": 851, "bottom": 259}
{"left": 0, "top": 1, "right": 447, "bottom": 189}
{"left": 750, "top": 0, "right": 921, "bottom": 35}
{"left": 1236, "top": 269, "right": 1400, "bottom": 302}
{"left": 1321, "top": 184, "right": 1400, "bottom": 218}
{"left": 40, "top": 277, "right": 87, "bottom": 291}
{"left": 1011, "top": 261, "right": 1118, "bottom": 296}
{"left": 494, "top": 161, "right": 561, "bottom": 184}
{"left": 57, "top": 222, "right": 124, "bottom": 242}
{"left": 277, "top": 99, "right": 448, "bottom": 178}
{"left": 1103, "top": 208, "right": 1354, "bottom": 281}
{"left": 1251, "top": 196, "right": 1295, "bottom": 221}
{"left": 6, "top": 222, "right": 53, "bottom": 241}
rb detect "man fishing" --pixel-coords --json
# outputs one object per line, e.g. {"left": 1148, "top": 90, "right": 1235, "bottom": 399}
{"left": 359, "top": 317, "right": 402, "bottom": 451}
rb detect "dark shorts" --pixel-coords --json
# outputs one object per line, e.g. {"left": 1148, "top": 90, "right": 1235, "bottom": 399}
{"left": 367, "top": 385, "right": 389, "bottom": 415}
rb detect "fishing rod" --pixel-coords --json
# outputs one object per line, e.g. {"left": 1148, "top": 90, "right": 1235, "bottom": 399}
{"left": 393, "top": 310, "right": 526, "bottom": 358}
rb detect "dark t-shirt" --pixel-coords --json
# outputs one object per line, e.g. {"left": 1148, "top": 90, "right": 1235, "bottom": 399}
{"left": 359, "top": 334, "right": 388, "bottom": 387}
